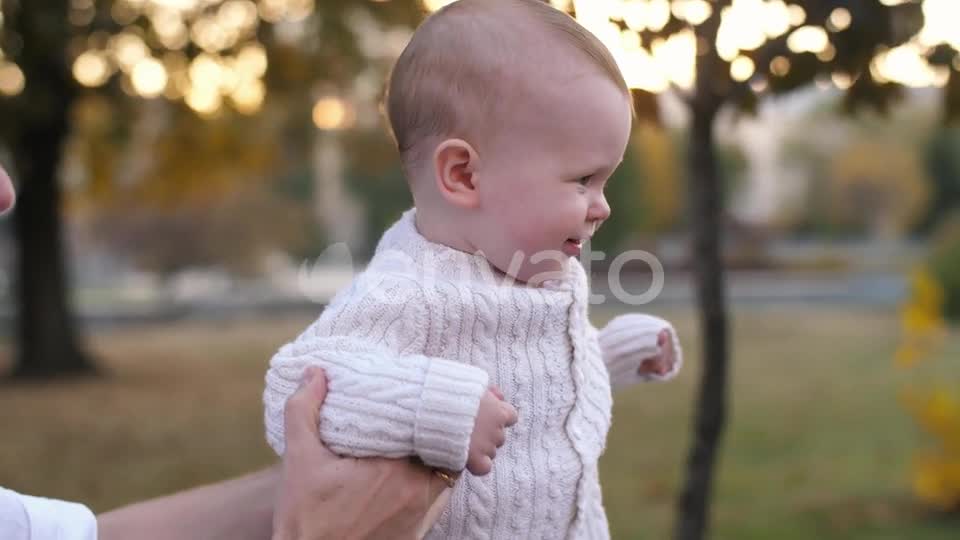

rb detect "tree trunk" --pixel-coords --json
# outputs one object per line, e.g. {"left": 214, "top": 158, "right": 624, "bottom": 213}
{"left": 673, "top": 10, "right": 730, "bottom": 540}
{"left": 7, "top": 1, "right": 96, "bottom": 378}
{"left": 11, "top": 138, "right": 96, "bottom": 379}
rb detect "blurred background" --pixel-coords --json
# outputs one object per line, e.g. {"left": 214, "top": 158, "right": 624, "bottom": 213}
{"left": 1, "top": 1, "right": 959, "bottom": 539}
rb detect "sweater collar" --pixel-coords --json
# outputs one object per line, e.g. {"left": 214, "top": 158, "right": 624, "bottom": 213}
{"left": 373, "top": 208, "right": 581, "bottom": 291}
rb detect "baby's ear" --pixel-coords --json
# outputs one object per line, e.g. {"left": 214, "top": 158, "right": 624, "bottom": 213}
{"left": 432, "top": 138, "right": 480, "bottom": 209}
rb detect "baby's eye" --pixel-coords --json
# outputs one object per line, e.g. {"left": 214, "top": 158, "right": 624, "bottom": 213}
{"left": 576, "top": 176, "right": 591, "bottom": 186}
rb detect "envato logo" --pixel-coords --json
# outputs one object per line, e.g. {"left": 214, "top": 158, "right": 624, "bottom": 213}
{"left": 298, "top": 241, "right": 664, "bottom": 306}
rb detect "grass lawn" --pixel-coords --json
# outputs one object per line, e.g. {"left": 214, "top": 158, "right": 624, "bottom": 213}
{"left": 1, "top": 306, "right": 958, "bottom": 539}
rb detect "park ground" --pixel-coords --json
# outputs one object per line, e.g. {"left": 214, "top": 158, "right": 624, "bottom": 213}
{"left": 1, "top": 305, "right": 959, "bottom": 539}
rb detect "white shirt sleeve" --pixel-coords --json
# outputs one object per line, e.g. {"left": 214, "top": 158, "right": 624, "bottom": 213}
{"left": 0, "top": 487, "right": 97, "bottom": 540}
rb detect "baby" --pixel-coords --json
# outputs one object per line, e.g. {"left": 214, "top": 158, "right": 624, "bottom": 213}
{"left": 263, "top": 0, "right": 682, "bottom": 538}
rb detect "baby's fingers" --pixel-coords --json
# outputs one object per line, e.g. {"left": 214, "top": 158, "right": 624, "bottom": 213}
{"left": 494, "top": 427, "right": 506, "bottom": 448}
{"left": 468, "top": 454, "right": 493, "bottom": 476}
{"left": 661, "top": 331, "right": 675, "bottom": 358}
{"left": 638, "top": 356, "right": 663, "bottom": 375}
{"left": 501, "top": 402, "right": 519, "bottom": 427}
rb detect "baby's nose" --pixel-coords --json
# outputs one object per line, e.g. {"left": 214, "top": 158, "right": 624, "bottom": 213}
{"left": 587, "top": 195, "right": 610, "bottom": 223}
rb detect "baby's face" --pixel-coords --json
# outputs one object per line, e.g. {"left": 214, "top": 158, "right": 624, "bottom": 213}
{"left": 472, "top": 70, "right": 631, "bottom": 284}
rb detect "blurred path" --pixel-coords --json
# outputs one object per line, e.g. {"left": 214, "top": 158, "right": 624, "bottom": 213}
{"left": 0, "top": 270, "right": 908, "bottom": 335}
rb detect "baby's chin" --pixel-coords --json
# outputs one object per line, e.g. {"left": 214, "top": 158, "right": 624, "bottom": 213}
{"left": 490, "top": 250, "right": 571, "bottom": 287}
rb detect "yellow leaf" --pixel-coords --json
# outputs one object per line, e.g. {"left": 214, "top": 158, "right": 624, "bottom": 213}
{"left": 918, "top": 389, "right": 960, "bottom": 440}
{"left": 895, "top": 345, "right": 921, "bottom": 368}
{"left": 902, "top": 304, "right": 941, "bottom": 335}
{"left": 910, "top": 269, "right": 946, "bottom": 313}
{"left": 913, "top": 454, "right": 960, "bottom": 510}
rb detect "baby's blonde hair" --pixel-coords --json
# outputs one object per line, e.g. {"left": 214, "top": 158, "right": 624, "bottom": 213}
{"left": 384, "top": 0, "right": 629, "bottom": 176}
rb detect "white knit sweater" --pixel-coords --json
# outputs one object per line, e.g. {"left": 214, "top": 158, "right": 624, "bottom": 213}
{"left": 264, "top": 209, "right": 682, "bottom": 540}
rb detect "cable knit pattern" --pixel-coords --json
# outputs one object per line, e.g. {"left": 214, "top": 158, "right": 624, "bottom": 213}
{"left": 264, "top": 271, "right": 491, "bottom": 470}
{"left": 263, "top": 208, "right": 682, "bottom": 539}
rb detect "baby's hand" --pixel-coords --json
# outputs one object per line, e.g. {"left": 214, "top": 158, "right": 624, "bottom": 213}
{"left": 638, "top": 329, "right": 677, "bottom": 377}
{"left": 467, "top": 387, "right": 518, "bottom": 476}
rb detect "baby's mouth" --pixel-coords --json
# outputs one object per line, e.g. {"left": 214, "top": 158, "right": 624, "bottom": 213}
{"left": 562, "top": 238, "right": 583, "bottom": 256}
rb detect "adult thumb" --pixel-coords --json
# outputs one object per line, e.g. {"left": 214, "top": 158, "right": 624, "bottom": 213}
{"left": 283, "top": 367, "right": 335, "bottom": 459}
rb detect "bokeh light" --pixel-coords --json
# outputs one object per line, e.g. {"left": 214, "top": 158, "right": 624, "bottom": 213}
{"left": 34, "top": 0, "right": 279, "bottom": 112}
{"left": 1, "top": 0, "right": 954, "bottom": 110}
{"left": 189, "top": 53, "right": 224, "bottom": 93}
{"left": 770, "top": 55, "right": 791, "bottom": 77}
{"left": 749, "top": 77, "right": 768, "bottom": 93}
{"left": 422, "top": 0, "right": 456, "bottom": 12}
{"left": 787, "top": 26, "right": 830, "bottom": 55}
{"left": 828, "top": 7, "right": 852, "bottom": 32}
{"left": 259, "top": 0, "right": 315, "bottom": 23}
{"left": 0, "top": 62, "right": 26, "bottom": 96}
{"left": 786, "top": 3, "right": 806, "bottom": 26}
{"left": 831, "top": 71, "right": 853, "bottom": 90}
{"left": 917, "top": 0, "right": 960, "bottom": 50}
{"left": 150, "top": 8, "right": 191, "bottom": 50}
{"left": 73, "top": 51, "right": 112, "bottom": 88}
{"left": 873, "top": 43, "right": 951, "bottom": 88}
{"left": 235, "top": 43, "right": 268, "bottom": 79}
{"left": 132, "top": 57, "right": 169, "bottom": 97}
{"left": 543, "top": 0, "right": 958, "bottom": 93}
{"left": 110, "top": 32, "right": 149, "bottom": 73}
{"left": 185, "top": 84, "right": 223, "bottom": 115}
{"left": 220, "top": 0, "right": 259, "bottom": 30}
{"left": 191, "top": 15, "right": 232, "bottom": 53}
{"left": 313, "top": 96, "right": 354, "bottom": 130}
{"left": 672, "top": 0, "right": 712, "bottom": 26}
{"left": 817, "top": 43, "right": 836, "bottom": 62}
{"left": 730, "top": 56, "right": 755, "bottom": 82}
{"left": 231, "top": 78, "right": 265, "bottom": 114}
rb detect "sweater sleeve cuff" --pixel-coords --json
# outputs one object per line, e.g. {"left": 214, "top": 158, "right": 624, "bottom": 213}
{"left": 19, "top": 493, "right": 97, "bottom": 540}
{"left": 414, "top": 358, "right": 490, "bottom": 471}
{"left": 599, "top": 313, "right": 683, "bottom": 389}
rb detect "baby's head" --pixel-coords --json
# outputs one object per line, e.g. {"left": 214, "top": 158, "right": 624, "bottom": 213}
{"left": 386, "top": 0, "right": 632, "bottom": 284}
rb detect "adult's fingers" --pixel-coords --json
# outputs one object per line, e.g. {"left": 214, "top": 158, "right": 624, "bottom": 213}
{"left": 283, "top": 367, "right": 337, "bottom": 460}
{"left": 416, "top": 481, "right": 453, "bottom": 540}
{"left": 0, "top": 165, "right": 14, "bottom": 215}
{"left": 425, "top": 467, "right": 457, "bottom": 502}
{"left": 489, "top": 386, "right": 504, "bottom": 401}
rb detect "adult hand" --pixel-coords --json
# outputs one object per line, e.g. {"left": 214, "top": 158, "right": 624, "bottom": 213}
{"left": 0, "top": 163, "right": 14, "bottom": 215}
{"left": 99, "top": 367, "right": 450, "bottom": 540}
{"left": 273, "top": 367, "right": 451, "bottom": 540}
